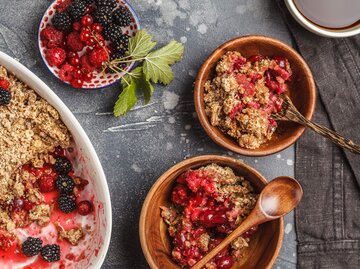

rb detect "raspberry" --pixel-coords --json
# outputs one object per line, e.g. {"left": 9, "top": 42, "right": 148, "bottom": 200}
{"left": 38, "top": 174, "right": 57, "bottom": 193}
{"left": 0, "top": 233, "right": 13, "bottom": 252}
{"left": 77, "top": 200, "right": 93, "bottom": 215}
{"left": 66, "top": 31, "right": 84, "bottom": 52}
{"left": 89, "top": 47, "right": 109, "bottom": 67}
{"left": 22, "top": 237, "right": 43, "bottom": 257}
{"left": 41, "top": 244, "right": 61, "bottom": 262}
{"left": 45, "top": 47, "right": 66, "bottom": 67}
{"left": 0, "top": 79, "right": 10, "bottom": 90}
{"left": 80, "top": 54, "right": 96, "bottom": 72}
{"left": 41, "top": 26, "right": 64, "bottom": 48}
{"left": 59, "top": 64, "right": 74, "bottom": 82}
{"left": 56, "top": 175, "right": 75, "bottom": 194}
{"left": 82, "top": 70, "right": 93, "bottom": 82}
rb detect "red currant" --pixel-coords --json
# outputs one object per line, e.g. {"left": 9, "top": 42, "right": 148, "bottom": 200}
{"left": 69, "top": 55, "right": 80, "bottom": 66}
{"left": 81, "top": 15, "right": 93, "bottom": 26}
{"left": 80, "top": 29, "right": 91, "bottom": 42}
{"left": 71, "top": 78, "right": 84, "bottom": 88}
{"left": 73, "top": 68, "right": 83, "bottom": 79}
{"left": 82, "top": 71, "right": 93, "bottom": 82}
{"left": 77, "top": 200, "right": 93, "bottom": 216}
{"left": 91, "top": 23, "right": 103, "bottom": 33}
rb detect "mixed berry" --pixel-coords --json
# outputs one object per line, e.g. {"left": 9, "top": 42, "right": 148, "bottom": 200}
{"left": 0, "top": 78, "right": 11, "bottom": 106}
{"left": 40, "top": 0, "right": 135, "bottom": 88}
{"left": 0, "top": 147, "right": 94, "bottom": 264}
{"left": 161, "top": 164, "right": 258, "bottom": 268}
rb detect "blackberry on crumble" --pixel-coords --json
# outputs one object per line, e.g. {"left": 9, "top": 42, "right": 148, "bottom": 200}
{"left": 56, "top": 175, "right": 75, "bottom": 194}
{"left": 41, "top": 244, "right": 61, "bottom": 262}
{"left": 0, "top": 88, "right": 11, "bottom": 106}
{"left": 104, "top": 24, "right": 123, "bottom": 43}
{"left": 53, "top": 156, "right": 72, "bottom": 174}
{"left": 93, "top": 6, "right": 113, "bottom": 26}
{"left": 68, "top": 0, "right": 87, "bottom": 21}
{"left": 52, "top": 12, "right": 72, "bottom": 31}
{"left": 58, "top": 194, "right": 76, "bottom": 213}
{"left": 113, "top": 7, "right": 133, "bottom": 27}
{"left": 22, "top": 237, "right": 43, "bottom": 257}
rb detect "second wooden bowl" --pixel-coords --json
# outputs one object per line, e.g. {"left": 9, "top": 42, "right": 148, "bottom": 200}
{"left": 194, "top": 35, "right": 316, "bottom": 156}
{"left": 139, "top": 155, "right": 284, "bottom": 269}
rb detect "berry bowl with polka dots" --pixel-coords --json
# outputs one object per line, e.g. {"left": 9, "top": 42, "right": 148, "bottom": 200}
{"left": 38, "top": 0, "right": 140, "bottom": 89}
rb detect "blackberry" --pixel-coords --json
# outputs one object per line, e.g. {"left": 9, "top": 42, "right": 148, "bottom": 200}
{"left": 83, "top": 0, "right": 94, "bottom": 5}
{"left": 22, "top": 237, "right": 43, "bottom": 257}
{"left": 52, "top": 12, "right": 72, "bottom": 31}
{"left": 107, "top": 52, "right": 127, "bottom": 73}
{"left": 93, "top": 6, "right": 113, "bottom": 26}
{"left": 56, "top": 175, "right": 75, "bottom": 194}
{"left": 68, "top": 0, "right": 87, "bottom": 21}
{"left": 112, "top": 34, "right": 129, "bottom": 54}
{"left": 104, "top": 24, "right": 123, "bottom": 43}
{"left": 95, "top": 0, "right": 116, "bottom": 9}
{"left": 41, "top": 244, "right": 60, "bottom": 262}
{"left": 58, "top": 194, "right": 76, "bottom": 213}
{"left": 113, "top": 7, "right": 133, "bottom": 27}
{"left": 0, "top": 88, "right": 11, "bottom": 106}
{"left": 53, "top": 156, "right": 72, "bottom": 174}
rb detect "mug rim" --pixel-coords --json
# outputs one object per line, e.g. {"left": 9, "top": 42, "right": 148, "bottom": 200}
{"left": 285, "top": 0, "right": 360, "bottom": 38}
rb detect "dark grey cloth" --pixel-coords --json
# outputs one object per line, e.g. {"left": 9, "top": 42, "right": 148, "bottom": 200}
{"left": 276, "top": 1, "right": 360, "bottom": 268}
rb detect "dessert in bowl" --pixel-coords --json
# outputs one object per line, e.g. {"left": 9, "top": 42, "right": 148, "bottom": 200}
{"left": 38, "top": 0, "right": 140, "bottom": 89}
{"left": 140, "top": 155, "right": 284, "bottom": 269}
{"left": 194, "top": 35, "right": 316, "bottom": 156}
{"left": 0, "top": 51, "right": 111, "bottom": 268}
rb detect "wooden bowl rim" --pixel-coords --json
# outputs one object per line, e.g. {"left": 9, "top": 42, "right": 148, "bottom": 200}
{"left": 194, "top": 35, "right": 317, "bottom": 156}
{"left": 139, "top": 155, "right": 285, "bottom": 269}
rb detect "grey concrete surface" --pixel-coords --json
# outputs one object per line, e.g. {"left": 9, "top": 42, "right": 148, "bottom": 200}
{"left": 0, "top": 0, "right": 297, "bottom": 268}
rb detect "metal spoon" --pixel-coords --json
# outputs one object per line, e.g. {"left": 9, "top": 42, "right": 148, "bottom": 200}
{"left": 192, "top": 176, "right": 303, "bottom": 269}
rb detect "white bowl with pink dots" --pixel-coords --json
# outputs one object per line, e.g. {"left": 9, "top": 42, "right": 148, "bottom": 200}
{"left": 38, "top": 0, "right": 140, "bottom": 90}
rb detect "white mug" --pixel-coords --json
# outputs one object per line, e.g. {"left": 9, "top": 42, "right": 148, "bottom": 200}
{"left": 285, "top": 0, "right": 360, "bottom": 38}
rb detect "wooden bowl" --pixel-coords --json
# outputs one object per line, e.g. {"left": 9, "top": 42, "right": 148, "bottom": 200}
{"left": 194, "top": 36, "right": 316, "bottom": 156}
{"left": 139, "top": 155, "right": 284, "bottom": 269}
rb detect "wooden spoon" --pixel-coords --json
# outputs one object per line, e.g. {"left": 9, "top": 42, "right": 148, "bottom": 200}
{"left": 192, "top": 176, "right": 303, "bottom": 269}
{"left": 272, "top": 94, "right": 360, "bottom": 154}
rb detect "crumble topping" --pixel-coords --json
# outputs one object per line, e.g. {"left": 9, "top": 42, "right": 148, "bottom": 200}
{"left": 0, "top": 66, "right": 70, "bottom": 203}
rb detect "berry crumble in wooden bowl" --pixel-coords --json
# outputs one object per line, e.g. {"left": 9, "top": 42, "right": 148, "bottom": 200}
{"left": 194, "top": 36, "right": 316, "bottom": 156}
{"left": 140, "top": 155, "right": 284, "bottom": 269}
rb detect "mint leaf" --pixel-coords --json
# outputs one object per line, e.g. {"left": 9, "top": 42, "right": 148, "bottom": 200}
{"left": 128, "top": 29, "right": 157, "bottom": 59}
{"left": 143, "top": 41, "right": 184, "bottom": 84}
{"left": 114, "top": 74, "right": 138, "bottom": 117}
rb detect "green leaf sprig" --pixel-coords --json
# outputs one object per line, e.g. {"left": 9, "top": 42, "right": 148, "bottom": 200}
{"left": 111, "top": 30, "right": 184, "bottom": 116}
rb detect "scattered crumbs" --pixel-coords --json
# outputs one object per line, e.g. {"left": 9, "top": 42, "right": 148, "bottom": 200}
{"left": 287, "top": 159, "right": 293, "bottom": 166}
{"left": 162, "top": 90, "right": 179, "bottom": 110}
{"left": 276, "top": 154, "right": 281, "bottom": 159}
{"left": 180, "top": 36, "right": 187, "bottom": 43}
{"left": 192, "top": 112, "right": 197, "bottom": 118}
{"left": 185, "top": 139, "right": 190, "bottom": 144}
{"left": 186, "top": 27, "right": 190, "bottom": 31}
{"left": 168, "top": 116, "right": 176, "bottom": 124}
{"left": 254, "top": 160, "right": 258, "bottom": 163}
{"left": 180, "top": 133, "right": 187, "bottom": 137}
{"left": 285, "top": 223, "right": 293, "bottom": 234}
{"left": 166, "top": 142, "right": 173, "bottom": 151}
{"left": 116, "top": 155, "right": 120, "bottom": 158}
{"left": 131, "top": 164, "right": 142, "bottom": 173}
{"left": 227, "top": 151, "right": 234, "bottom": 156}
{"left": 197, "top": 148, "right": 204, "bottom": 152}
{"left": 197, "top": 23, "right": 208, "bottom": 34}
{"left": 185, "top": 124, "right": 191, "bottom": 130}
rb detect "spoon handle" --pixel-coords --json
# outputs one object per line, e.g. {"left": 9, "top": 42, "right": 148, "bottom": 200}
{"left": 277, "top": 107, "right": 360, "bottom": 154}
{"left": 191, "top": 209, "right": 264, "bottom": 269}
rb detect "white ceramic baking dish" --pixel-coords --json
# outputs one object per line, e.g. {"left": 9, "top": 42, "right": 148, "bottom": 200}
{"left": 0, "top": 51, "right": 112, "bottom": 269}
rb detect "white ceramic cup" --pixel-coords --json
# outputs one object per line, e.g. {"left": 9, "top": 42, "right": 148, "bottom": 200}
{"left": 285, "top": 0, "right": 360, "bottom": 38}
